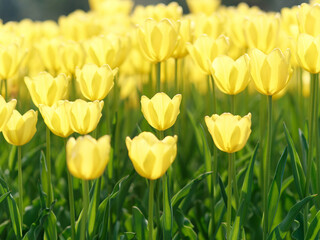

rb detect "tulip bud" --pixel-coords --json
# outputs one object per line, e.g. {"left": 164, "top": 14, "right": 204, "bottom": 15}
{"left": 0, "top": 95, "right": 16, "bottom": 132}
{"left": 68, "top": 99, "right": 104, "bottom": 135}
{"left": 297, "top": 3, "right": 320, "bottom": 37}
{"left": 39, "top": 100, "right": 73, "bottom": 138}
{"left": 75, "top": 63, "right": 117, "bottom": 101}
{"left": 141, "top": 92, "right": 182, "bottom": 131}
{"left": 3, "top": 109, "right": 38, "bottom": 146}
{"left": 137, "top": 18, "right": 180, "bottom": 63}
{"left": 210, "top": 54, "right": 250, "bottom": 95}
{"left": 24, "top": 72, "right": 70, "bottom": 107}
{"left": 67, "top": 135, "right": 111, "bottom": 180}
{"left": 126, "top": 132, "right": 178, "bottom": 180}
{"left": 249, "top": 48, "right": 292, "bottom": 95}
{"left": 205, "top": 113, "right": 251, "bottom": 153}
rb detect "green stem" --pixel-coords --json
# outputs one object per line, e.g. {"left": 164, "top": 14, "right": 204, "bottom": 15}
{"left": 4, "top": 79, "right": 8, "bottom": 101}
{"left": 156, "top": 62, "right": 161, "bottom": 93}
{"left": 230, "top": 94, "right": 235, "bottom": 114}
{"left": 105, "top": 97, "right": 110, "bottom": 134}
{"left": 211, "top": 146, "right": 218, "bottom": 238}
{"left": 210, "top": 75, "right": 217, "bottom": 113}
{"left": 304, "top": 73, "right": 318, "bottom": 236}
{"left": 65, "top": 138, "right": 75, "bottom": 240}
{"left": 174, "top": 59, "right": 178, "bottom": 92}
{"left": 18, "top": 146, "right": 23, "bottom": 225}
{"left": 149, "top": 180, "right": 155, "bottom": 240}
{"left": 227, "top": 153, "right": 233, "bottom": 239}
{"left": 162, "top": 173, "right": 172, "bottom": 239}
{"left": 46, "top": 126, "right": 52, "bottom": 205}
{"left": 80, "top": 180, "right": 89, "bottom": 240}
{"left": 231, "top": 153, "right": 239, "bottom": 209}
{"left": 263, "top": 95, "right": 273, "bottom": 239}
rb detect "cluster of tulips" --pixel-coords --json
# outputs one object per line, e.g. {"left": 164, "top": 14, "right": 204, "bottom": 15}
{"left": 1, "top": 0, "right": 320, "bottom": 239}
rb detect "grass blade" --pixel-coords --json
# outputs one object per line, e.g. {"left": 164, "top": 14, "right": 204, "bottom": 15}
{"left": 305, "top": 210, "right": 320, "bottom": 240}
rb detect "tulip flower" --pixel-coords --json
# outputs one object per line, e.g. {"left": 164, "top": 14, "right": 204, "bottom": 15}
{"left": 126, "top": 132, "right": 178, "bottom": 180}
{"left": 210, "top": 54, "right": 250, "bottom": 95}
{"left": 186, "top": 34, "right": 229, "bottom": 75}
{"left": 24, "top": 71, "right": 70, "bottom": 107}
{"left": 137, "top": 18, "right": 180, "bottom": 63}
{"left": 75, "top": 63, "right": 117, "bottom": 101}
{"left": 186, "top": 0, "right": 220, "bottom": 16}
{"left": 297, "top": 3, "right": 320, "bottom": 37}
{"left": 249, "top": 48, "right": 292, "bottom": 96}
{"left": 244, "top": 13, "right": 280, "bottom": 54}
{"left": 59, "top": 40, "right": 85, "bottom": 75}
{"left": 66, "top": 135, "right": 111, "bottom": 180}
{"left": 172, "top": 18, "right": 194, "bottom": 59}
{"left": 296, "top": 33, "right": 320, "bottom": 74}
{"left": 205, "top": 113, "right": 251, "bottom": 153}
{"left": 39, "top": 101, "right": 73, "bottom": 138}
{"left": 3, "top": 109, "right": 38, "bottom": 146}
{"left": 0, "top": 95, "right": 16, "bottom": 132}
{"left": 68, "top": 99, "right": 104, "bottom": 135}
{"left": 141, "top": 92, "right": 182, "bottom": 131}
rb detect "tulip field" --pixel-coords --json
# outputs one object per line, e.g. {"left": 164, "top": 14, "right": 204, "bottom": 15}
{"left": 2, "top": 0, "right": 320, "bottom": 239}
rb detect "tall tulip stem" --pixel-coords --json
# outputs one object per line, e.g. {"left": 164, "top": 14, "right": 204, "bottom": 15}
{"left": 304, "top": 73, "right": 318, "bottom": 236}
{"left": 148, "top": 180, "right": 155, "bottom": 240}
{"left": 227, "top": 152, "right": 233, "bottom": 239}
{"left": 17, "top": 146, "right": 23, "bottom": 225}
{"left": 80, "top": 180, "right": 89, "bottom": 240}
{"left": 263, "top": 95, "right": 273, "bottom": 239}
{"left": 46, "top": 126, "right": 53, "bottom": 205}
{"left": 64, "top": 138, "right": 75, "bottom": 240}
{"left": 4, "top": 79, "right": 8, "bottom": 101}
{"left": 156, "top": 62, "right": 161, "bottom": 92}
{"left": 174, "top": 59, "right": 178, "bottom": 92}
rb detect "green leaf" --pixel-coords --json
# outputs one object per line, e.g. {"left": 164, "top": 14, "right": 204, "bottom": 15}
{"left": 43, "top": 210, "right": 57, "bottom": 240}
{"left": 230, "top": 143, "right": 258, "bottom": 240}
{"left": 132, "top": 206, "right": 148, "bottom": 240}
{"left": 171, "top": 172, "right": 211, "bottom": 209}
{"left": 268, "top": 147, "right": 288, "bottom": 231}
{"left": 283, "top": 123, "right": 305, "bottom": 199}
{"left": 186, "top": 110, "right": 203, "bottom": 153}
{"left": 40, "top": 150, "right": 52, "bottom": 207}
{"left": 218, "top": 174, "right": 228, "bottom": 209}
{"left": 162, "top": 174, "right": 172, "bottom": 239}
{"left": 267, "top": 195, "right": 317, "bottom": 240}
{"left": 305, "top": 210, "right": 320, "bottom": 240}
{"left": 0, "top": 192, "right": 10, "bottom": 204}
{"left": 174, "top": 208, "right": 197, "bottom": 239}
{"left": 8, "top": 145, "right": 16, "bottom": 171}
{"left": 199, "top": 124, "right": 212, "bottom": 193}
{"left": 88, "top": 178, "right": 101, "bottom": 239}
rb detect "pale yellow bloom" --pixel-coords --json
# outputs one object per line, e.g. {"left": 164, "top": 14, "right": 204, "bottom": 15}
{"left": 186, "top": 0, "right": 220, "bottom": 15}
{"left": 67, "top": 135, "right": 111, "bottom": 180}
{"left": 141, "top": 93, "right": 182, "bottom": 131}
{"left": 297, "top": 3, "right": 320, "bottom": 37}
{"left": 0, "top": 95, "right": 16, "bottom": 132}
{"left": 3, "top": 109, "right": 38, "bottom": 146}
{"left": 205, "top": 113, "right": 251, "bottom": 153}
{"left": 126, "top": 132, "right": 177, "bottom": 180}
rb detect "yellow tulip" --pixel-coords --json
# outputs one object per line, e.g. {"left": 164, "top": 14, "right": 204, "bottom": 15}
{"left": 3, "top": 109, "right": 38, "bottom": 146}
{"left": 296, "top": 33, "right": 320, "bottom": 74}
{"left": 297, "top": 3, "right": 320, "bottom": 37}
{"left": 172, "top": 18, "right": 194, "bottom": 59}
{"left": 192, "top": 13, "right": 224, "bottom": 39}
{"left": 68, "top": 99, "right": 104, "bottom": 135}
{"left": 0, "top": 95, "right": 16, "bottom": 132}
{"left": 0, "top": 43, "right": 26, "bottom": 80}
{"left": 210, "top": 54, "right": 250, "bottom": 95}
{"left": 67, "top": 135, "right": 111, "bottom": 180}
{"left": 24, "top": 72, "right": 70, "bottom": 107}
{"left": 249, "top": 48, "right": 292, "bottom": 96}
{"left": 205, "top": 113, "right": 251, "bottom": 153}
{"left": 186, "top": 34, "right": 229, "bottom": 75}
{"left": 141, "top": 92, "right": 182, "bottom": 131}
{"left": 59, "top": 40, "right": 85, "bottom": 75}
{"left": 75, "top": 63, "right": 117, "bottom": 101}
{"left": 86, "top": 34, "right": 130, "bottom": 69}
{"left": 244, "top": 13, "right": 280, "bottom": 53}
{"left": 186, "top": 0, "right": 220, "bottom": 15}
{"left": 126, "top": 132, "right": 177, "bottom": 180}
{"left": 39, "top": 101, "right": 73, "bottom": 138}
{"left": 137, "top": 18, "right": 180, "bottom": 63}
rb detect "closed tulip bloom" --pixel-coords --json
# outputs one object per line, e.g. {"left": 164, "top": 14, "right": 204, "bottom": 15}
{"left": 126, "top": 132, "right": 177, "bottom": 180}
{"left": 59, "top": 40, "right": 85, "bottom": 75}
{"left": 75, "top": 63, "right": 117, "bottom": 101}
{"left": 172, "top": 18, "right": 194, "bottom": 59}
{"left": 0, "top": 96, "right": 17, "bottom": 132}
{"left": 297, "top": 3, "right": 320, "bottom": 37}
{"left": 244, "top": 13, "right": 280, "bottom": 53}
{"left": 141, "top": 93, "right": 182, "bottom": 131}
{"left": 186, "top": 0, "right": 220, "bottom": 16}
{"left": 67, "top": 135, "right": 111, "bottom": 180}
{"left": 186, "top": 34, "right": 229, "bottom": 75}
{"left": 296, "top": 33, "right": 320, "bottom": 73}
{"left": 249, "top": 48, "right": 292, "bottom": 96}
{"left": 210, "top": 54, "right": 250, "bottom": 95}
{"left": 137, "top": 18, "right": 180, "bottom": 63}
{"left": 36, "top": 38, "right": 62, "bottom": 74}
{"left": 205, "top": 113, "right": 251, "bottom": 153}
{"left": 3, "top": 109, "right": 38, "bottom": 146}
{"left": 68, "top": 99, "right": 104, "bottom": 135}
{"left": 39, "top": 101, "right": 73, "bottom": 138}
{"left": 24, "top": 72, "right": 70, "bottom": 107}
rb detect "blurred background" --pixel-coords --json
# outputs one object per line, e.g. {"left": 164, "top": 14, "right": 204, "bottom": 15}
{"left": 0, "top": 0, "right": 310, "bottom": 22}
